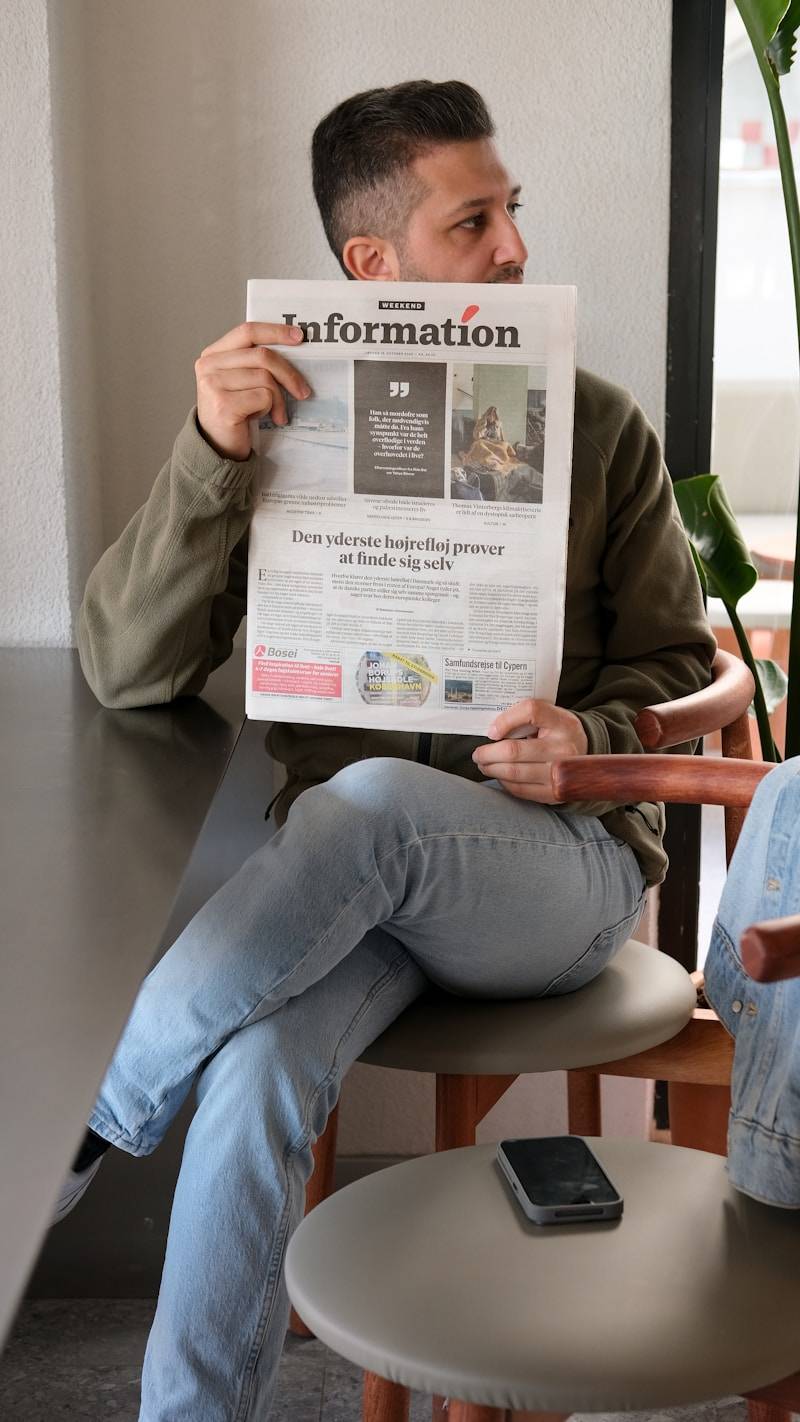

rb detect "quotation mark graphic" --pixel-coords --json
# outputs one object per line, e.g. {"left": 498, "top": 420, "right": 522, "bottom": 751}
{"left": 389, "top": 381, "right": 410, "bottom": 398}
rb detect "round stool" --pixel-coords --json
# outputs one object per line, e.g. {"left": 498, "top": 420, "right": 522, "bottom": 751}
{"left": 285, "top": 1139, "right": 800, "bottom": 1416}
{"left": 359, "top": 940, "right": 697, "bottom": 1074}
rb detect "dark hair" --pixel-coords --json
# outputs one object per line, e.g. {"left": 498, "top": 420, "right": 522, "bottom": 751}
{"left": 311, "top": 80, "right": 495, "bottom": 274}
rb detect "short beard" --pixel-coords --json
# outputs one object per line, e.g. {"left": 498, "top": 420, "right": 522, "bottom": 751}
{"left": 395, "top": 247, "right": 429, "bottom": 282}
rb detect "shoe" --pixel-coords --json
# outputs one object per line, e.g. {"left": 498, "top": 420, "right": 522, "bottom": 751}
{"left": 51, "top": 1153, "right": 105, "bottom": 1225}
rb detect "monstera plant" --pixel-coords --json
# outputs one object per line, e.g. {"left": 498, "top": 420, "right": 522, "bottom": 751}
{"left": 674, "top": 474, "right": 787, "bottom": 760}
{"left": 675, "top": 2, "right": 799, "bottom": 760}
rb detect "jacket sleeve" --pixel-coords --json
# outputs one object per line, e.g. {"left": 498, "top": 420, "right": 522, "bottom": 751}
{"left": 569, "top": 398, "right": 717, "bottom": 755}
{"left": 77, "top": 409, "right": 258, "bottom": 707}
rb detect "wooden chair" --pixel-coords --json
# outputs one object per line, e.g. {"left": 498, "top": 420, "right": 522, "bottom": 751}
{"left": 290, "top": 650, "right": 761, "bottom": 1421}
{"left": 284, "top": 757, "right": 800, "bottom": 1422}
{"left": 742, "top": 912, "right": 800, "bottom": 984}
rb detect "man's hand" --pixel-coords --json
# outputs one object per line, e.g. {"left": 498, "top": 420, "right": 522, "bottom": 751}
{"left": 195, "top": 321, "right": 310, "bottom": 461}
{"left": 471, "top": 699, "right": 588, "bottom": 803}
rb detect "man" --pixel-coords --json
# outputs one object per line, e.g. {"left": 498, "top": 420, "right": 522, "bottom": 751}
{"left": 62, "top": 81, "right": 715, "bottom": 1420}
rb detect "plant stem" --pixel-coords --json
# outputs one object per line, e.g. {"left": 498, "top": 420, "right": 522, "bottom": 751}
{"left": 761, "top": 79, "right": 800, "bottom": 762}
{"left": 754, "top": 50, "right": 800, "bottom": 755}
{"left": 725, "top": 599, "right": 778, "bottom": 760}
{"left": 734, "top": 6, "right": 800, "bottom": 756}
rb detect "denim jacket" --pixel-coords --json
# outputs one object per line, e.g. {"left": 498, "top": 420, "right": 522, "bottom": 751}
{"left": 704, "top": 757, "right": 800, "bottom": 1208}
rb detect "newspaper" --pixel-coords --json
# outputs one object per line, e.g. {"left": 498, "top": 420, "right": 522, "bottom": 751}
{"left": 245, "top": 280, "right": 576, "bottom": 735}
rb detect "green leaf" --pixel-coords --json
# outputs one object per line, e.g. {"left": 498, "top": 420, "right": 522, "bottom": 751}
{"left": 737, "top": 0, "right": 790, "bottom": 51}
{"left": 755, "top": 656, "right": 789, "bottom": 712}
{"left": 687, "top": 540, "right": 708, "bottom": 593}
{"left": 769, "top": 0, "right": 800, "bottom": 74}
{"left": 673, "top": 474, "right": 758, "bottom": 607}
{"left": 737, "top": 0, "right": 800, "bottom": 78}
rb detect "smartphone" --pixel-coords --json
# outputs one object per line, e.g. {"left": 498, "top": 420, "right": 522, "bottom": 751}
{"left": 496, "top": 1135, "right": 623, "bottom": 1225}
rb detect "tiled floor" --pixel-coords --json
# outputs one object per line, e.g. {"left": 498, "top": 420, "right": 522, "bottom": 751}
{"left": 0, "top": 1298, "right": 758, "bottom": 1421}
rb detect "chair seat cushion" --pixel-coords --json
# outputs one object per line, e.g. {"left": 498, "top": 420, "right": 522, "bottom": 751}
{"left": 286, "top": 1139, "right": 800, "bottom": 1411}
{"left": 358, "top": 939, "right": 697, "bottom": 1074}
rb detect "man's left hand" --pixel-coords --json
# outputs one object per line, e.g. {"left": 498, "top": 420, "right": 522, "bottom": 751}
{"left": 471, "top": 699, "right": 588, "bottom": 804}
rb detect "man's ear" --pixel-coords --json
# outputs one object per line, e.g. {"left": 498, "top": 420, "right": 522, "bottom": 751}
{"left": 342, "top": 235, "right": 400, "bottom": 281}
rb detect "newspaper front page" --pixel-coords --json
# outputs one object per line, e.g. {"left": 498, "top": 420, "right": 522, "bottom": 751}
{"left": 245, "top": 280, "right": 576, "bottom": 735}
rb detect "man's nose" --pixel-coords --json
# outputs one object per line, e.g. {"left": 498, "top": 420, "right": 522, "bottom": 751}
{"left": 493, "top": 214, "right": 528, "bottom": 269}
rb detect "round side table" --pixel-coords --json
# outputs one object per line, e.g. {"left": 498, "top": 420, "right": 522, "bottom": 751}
{"left": 286, "top": 1139, "right": 800, "bottom": 1418}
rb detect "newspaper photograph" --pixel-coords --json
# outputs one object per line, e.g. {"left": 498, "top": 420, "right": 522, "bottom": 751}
{"left": 245, "top": 279, "right": 576, "bottom": 735}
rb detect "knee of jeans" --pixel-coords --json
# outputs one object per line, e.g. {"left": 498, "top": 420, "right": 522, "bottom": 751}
{"left": 333, "top": 756, "right": 431, "bottom": 799}
{"left": 295, "top": 757, "right": 429, "bottom": 835}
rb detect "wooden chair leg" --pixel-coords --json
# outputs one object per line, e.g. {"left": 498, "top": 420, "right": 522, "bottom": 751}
{"left": 566, "top": 1069, "right": 601, "bottom": 1135}
{"left": 746, "top": 1402, "right": 793, "bottom": 1422}
{"left": 436, "top": 1074, "right": 480, "bottom": 1150}
{"left": 668, "top": 1082, "right": 730, "bottom": 1156}
{"left": 362, "top": 1370, "right": 410, "bottom": 1421}
{"left": 289, "top": 1103, "right": 340, "bottom": 1338}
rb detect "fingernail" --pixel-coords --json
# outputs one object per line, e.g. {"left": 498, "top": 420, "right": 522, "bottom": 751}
{"left": 290, "top": 326, "right": 304, "bottom": 341}
{"left": 487, "top": 723, "right": 498, "bottom": 738}
{"left": 300, "top": 383, "right": 312, "bottom": 398}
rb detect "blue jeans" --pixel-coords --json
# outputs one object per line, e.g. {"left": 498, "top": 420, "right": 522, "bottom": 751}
{"left": 704, "top": 756, "right": 800, "bottom": 1209}
{"left": 88, "top": 758, "right": 645, "bottom": 1420}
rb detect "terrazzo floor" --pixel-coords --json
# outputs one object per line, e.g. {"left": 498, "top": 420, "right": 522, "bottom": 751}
{"left": 0, "top": 1298, "right": 762, "bottom": 1421}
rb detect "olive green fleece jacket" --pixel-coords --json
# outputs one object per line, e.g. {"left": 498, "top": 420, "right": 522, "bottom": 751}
{"left": 78, "top": 367, "right": 716, "bottom": 886}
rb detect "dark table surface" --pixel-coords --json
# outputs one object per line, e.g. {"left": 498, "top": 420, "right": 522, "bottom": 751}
{"left": 0, "top": 649, "right": 251, "bottom": 1341}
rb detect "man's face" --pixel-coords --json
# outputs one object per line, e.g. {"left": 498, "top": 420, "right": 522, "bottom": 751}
{"left": 397, "top": 138, "right": 527, "bottom": 284}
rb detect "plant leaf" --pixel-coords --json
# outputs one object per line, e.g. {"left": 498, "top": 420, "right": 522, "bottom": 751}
{"left": 687, "top": 540, "right": 709, "bottom": 593}
{"left": 737, "top": 0, "right": 800, "bottom": 78}
{"left": 673, "top": 474, "right": 758, "bottom": 606}
{"left": 768, "top": 0, "right": 800, "bottom": 74}
{"left": 755, "top": 657, "right": 789, "bottom": 712}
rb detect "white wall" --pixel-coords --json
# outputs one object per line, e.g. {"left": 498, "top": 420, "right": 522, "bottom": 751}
{"left": 40, "top": 0, "right": 673, "bottom": 624}
{"left": 6, "top": 0, "right": 672, "bottom": 1152}
{"left": 712, "top": 170, "right": 800, "bottom": 512}
{"left": 0, "top": 0, "right": 71, "bottom": 646}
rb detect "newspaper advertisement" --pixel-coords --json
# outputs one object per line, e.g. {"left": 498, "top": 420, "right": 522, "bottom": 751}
{"left": 245, "top": 279, "right": 576, "bottom": 735}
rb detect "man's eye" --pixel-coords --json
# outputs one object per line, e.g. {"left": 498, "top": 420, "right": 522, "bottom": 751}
{"left": 457, "top": 203, "right": 524, "bottom": 231}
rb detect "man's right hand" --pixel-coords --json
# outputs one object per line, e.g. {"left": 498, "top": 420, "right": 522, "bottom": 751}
{"left": 195, "top": 321, "right": 310, "bottom": 461}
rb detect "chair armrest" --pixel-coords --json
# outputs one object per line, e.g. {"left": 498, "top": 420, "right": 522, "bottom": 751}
{"left": 550, "top": 754, "right": 772, "bottom": 807}
{"left": 741, "top": 916, "right": 800, "bottom": 982}
{"left": 634, "top": 649, "right": 755, "bottom": 750}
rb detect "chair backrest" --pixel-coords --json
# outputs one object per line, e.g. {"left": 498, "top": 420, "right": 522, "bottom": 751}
{"left": 553, "top": 648, "right": 763, "bottom": 866}
{"left": 633, "top": 648, "right": 755, "bottom": 865}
